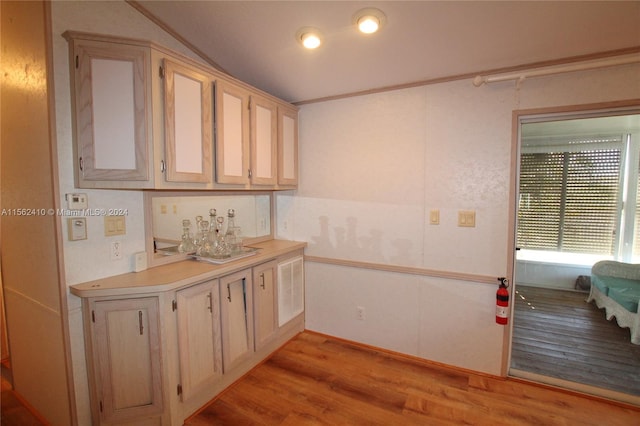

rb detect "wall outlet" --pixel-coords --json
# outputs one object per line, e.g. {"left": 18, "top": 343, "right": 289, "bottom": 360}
{"left": 357, "top": 306, "right": 365, "bottom": 321}
{"left": 110, "top": 241, "right": 122, "bottom": 261}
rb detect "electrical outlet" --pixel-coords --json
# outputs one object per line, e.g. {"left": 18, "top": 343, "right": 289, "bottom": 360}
{"left": 110, "top": 241, "right": 122, "bottom": 261}
{"left": 357, "top": 306, "right": 365, "bottom": 321}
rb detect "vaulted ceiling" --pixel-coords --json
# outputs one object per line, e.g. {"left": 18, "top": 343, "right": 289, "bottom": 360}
{"left": 132, "top": 1, "right": 640, "bottom": 104}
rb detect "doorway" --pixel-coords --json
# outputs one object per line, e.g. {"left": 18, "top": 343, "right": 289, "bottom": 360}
{"left": 508, "top": 105, "right": 640, "bottom": 404}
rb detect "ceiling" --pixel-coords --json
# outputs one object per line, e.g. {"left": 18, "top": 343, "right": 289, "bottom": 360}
{"left": 132, "top": 1, "right": 640, "bottom": 104}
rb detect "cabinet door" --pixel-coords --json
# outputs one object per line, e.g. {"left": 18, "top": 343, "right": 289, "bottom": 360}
{"left": 215, "top": 80, "right": 250, "bottom": 185}
{"left": 73, "top": 41, "right": 150, "bottom": 183}
{"left": 253, "top": 261, "right": 277, "bottom": 350}
{"left": 250, "top": 95, "right": 277, "bottom": 186}
{"left": 163, "top": 59, "right": 213, "bottom": 183}
{"left": 220, "top": 269, "right": 254, "bottom": 371}
{"left": 277, "top": 105, "right": 299, "bottom": 186}
{"left": 176, "top": 280, "right": 222, "bottom": 401}
{"left": 92, "top": 297, "right": 163, "bottom": 423}
{"left": 278, "top": 256, "right": 304, "bottom": 326}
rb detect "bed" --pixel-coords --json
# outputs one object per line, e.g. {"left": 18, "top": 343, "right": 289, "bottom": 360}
{"left": 587, "top": 260, "right": 640, "bottom": 345}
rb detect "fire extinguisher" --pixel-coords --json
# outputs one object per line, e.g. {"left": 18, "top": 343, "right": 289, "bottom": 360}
{"left": 496, "top": 277, "right": 509, "bottom": 325}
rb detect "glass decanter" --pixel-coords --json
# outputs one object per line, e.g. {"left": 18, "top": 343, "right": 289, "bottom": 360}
{"left": 195, "top": 220, "right": 212, "bottom": 256}
{"left": 212, "top": 216, "right": 229, "bottom": 258}
{"left": 225, "top": 209, "right": 242, "bottom": 254}
{"left": 178, "top": 219, "right": 196, "bottom": 253}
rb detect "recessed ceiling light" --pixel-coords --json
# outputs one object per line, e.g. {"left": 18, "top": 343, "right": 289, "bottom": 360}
{"left": 296, "top": 27, "right": 323, "bottom": 49}
{"left": 353, "top": 8, "right": 386, "bottom": 35}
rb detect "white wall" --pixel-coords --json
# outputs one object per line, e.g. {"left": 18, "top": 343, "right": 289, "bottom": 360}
{"left": 50, "top": 2, "right": 202, "bottom": 423}
{"left": 278, "top": 63, "right": 640, "bottom": 375}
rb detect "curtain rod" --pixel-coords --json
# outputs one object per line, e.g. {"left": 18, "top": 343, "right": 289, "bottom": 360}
{"left": 473, "top": 55, "right": 640, "bottom": 87}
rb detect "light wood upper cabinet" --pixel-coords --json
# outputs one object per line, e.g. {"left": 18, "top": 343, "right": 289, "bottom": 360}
{"left": 252, "top": 260, "right": 278, "bottom": 350}
{"left": 162, "top": 59, "right": 213, "bottom": 184}
{"left": 215, "top": 80, "right": 250, "bottom": 185}
{"left": 278, "top": 105, "right": 299, "bottom": 186}
{"left": 91, "top": 297, "right": 163, "bottom": 424}
{"left": 65, "top": 32, "right": 298, "bottom": 190}
{"left": 219, "top": 268, "right": 254, "bottom": 371}
{"left": 250, "top": 95, "right": 278, "bottom": 186}
{"left": 70, "top": 39, "right": 151, "bottom": 187}
{"left": 176, "top": 279, "right": 222, "bottom": 401}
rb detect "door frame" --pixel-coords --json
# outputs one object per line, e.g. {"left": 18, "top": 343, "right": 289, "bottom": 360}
{"left": 505, "top": 99, "right": 640, "bottom": 400}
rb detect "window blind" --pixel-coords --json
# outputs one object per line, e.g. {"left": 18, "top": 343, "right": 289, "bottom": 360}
{"left": 518, "top": 146, "right": 622, "bottom": 255}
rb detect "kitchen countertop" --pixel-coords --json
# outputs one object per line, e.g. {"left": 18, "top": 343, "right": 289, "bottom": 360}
{"left": 70, "top": 239, "right": 306, "bottom": 298}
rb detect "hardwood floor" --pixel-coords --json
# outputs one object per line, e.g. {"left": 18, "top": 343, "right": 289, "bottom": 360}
{"left": 188, "top": 331, "right": 640, "bottom": 425}
{"left": 1, "top": 375, "right": 45, "bottom": 425}
{"left": 511, "top": 285, "right": 640, "bottom": 396}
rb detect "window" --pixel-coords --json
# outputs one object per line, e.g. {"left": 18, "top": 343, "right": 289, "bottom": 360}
{"left": 518, "top": 139, "right": 622, "bottom": 257}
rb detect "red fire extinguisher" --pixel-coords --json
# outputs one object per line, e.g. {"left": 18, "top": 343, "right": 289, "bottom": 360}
{"left": 496, "top": 277, "right": 509, "bottom": 325}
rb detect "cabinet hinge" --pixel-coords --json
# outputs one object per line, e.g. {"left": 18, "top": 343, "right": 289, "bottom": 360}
{"left": 159, "top": 66, "right": 165, "bottom": 79}
{"left": 172, "top": 300, "right": 177, "bottom": 311}
{"left": 75, "top": 55, "right": 79, "bottom": 69}
{"left": 177, "top": 384, "right": 182, "bottom": 396}
{"left": 91, "top": 310, "right": 95, "bottom": 323}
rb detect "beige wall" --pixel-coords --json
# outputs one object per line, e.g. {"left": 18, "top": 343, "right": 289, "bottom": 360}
{"left": 1, "top": 1, "right": 73, "bottom": 424}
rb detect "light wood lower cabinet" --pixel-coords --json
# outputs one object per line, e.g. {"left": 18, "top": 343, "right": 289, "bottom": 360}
{"left": 253, "top": 260, "right": 278, "bottom": 350}
{"left": 89, "top": 297, "right": 163, "bottom": 425}
{"left": 219, "top": 268, "right": 254, "bottom": 371}
{"left": 175, "top": 280, "right": 222, "bottom": 401}
{"left": 79, "top": 246, "right": 305, "bottom": 425}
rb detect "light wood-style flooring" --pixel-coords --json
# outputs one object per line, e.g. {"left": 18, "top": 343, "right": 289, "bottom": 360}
{"left": 1, "top": 375, "right": 44, "bottom": 425}
{"left": 511, "top": 285, "right": 640, "bottom": 396}
{"left": 188, "top": 331, "right": 640, "bottom": 425}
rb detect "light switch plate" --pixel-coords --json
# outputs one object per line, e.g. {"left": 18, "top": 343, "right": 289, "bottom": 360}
{"left": 458, "top": 210, "right": 476, "bottom": 227}
{"left": 429, "top": 209, "right": 440, "bottom": 225}
{"left": 104, "top": 215, "right": 126, "bottom": 236}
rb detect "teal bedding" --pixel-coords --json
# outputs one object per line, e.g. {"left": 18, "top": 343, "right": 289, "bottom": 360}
{"left": 592, "top": 273, "right": 640, "bottom": 312}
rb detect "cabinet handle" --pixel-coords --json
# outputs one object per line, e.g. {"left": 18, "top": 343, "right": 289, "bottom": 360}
{"left": 260, "top": 273, "right": 265, "bottom": 289}
{"left": 160, "top": 160, "right": 166, "bottom": 173}
{"left": 248, "top": 168, "right": 252, "bottom": 178}
{"left": 227, "top": 284, "right": 231, "bottom": 302}
{"left": 207, "top": 292, "right": 212, "bottom": 312}
{"left": 138, "top": 311, "right": 144, "bottom": 335}
{"left": 79, "top": 157, "right": 84, "bottom": 172}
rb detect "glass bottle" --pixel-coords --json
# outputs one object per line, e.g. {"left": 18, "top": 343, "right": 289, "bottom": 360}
{"left": 208, "top": 209, "right": 217, "bottom": 233}
{"left": 208, "top": 209, "right": 218, "bottom": 251}
{"left": 196, "top": 220, "right": 211, "bottom": 256}
{"left": 194, "top": 215, "right": 203, "bottom": 243}
{"left": 178, "top": 219, "right": 196, "bottom": 253}
{"left": 212, "top": 216, "right": 228, "bottom": 257}
{"left": 225, "top": 209, "right": 242, "bottom": 254}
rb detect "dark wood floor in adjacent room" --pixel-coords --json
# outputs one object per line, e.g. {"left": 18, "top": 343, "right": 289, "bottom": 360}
{"left": 511, "top": 285, "right": 640, "bottom": 396}
{"left": 187, "top": 331, "right": 639, "bottom": 425}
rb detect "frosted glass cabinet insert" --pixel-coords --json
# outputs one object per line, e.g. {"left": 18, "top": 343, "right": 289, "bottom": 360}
{"left": 162, "top": 59, "right": 213, "bottom": 183}
{"left": 71, "top": 40, "right": 150, "bottom": 183}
